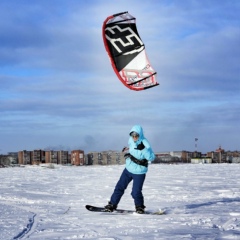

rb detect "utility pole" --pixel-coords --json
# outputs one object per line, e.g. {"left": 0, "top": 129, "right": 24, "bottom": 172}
{"left": 195, "top": 138, "right": 198, "bottom": 156}
{"left": 195, "top": 138, "right": 198, "bottom": 151}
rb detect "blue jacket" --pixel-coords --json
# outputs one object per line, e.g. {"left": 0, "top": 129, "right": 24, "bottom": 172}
{"left": 125, "top": 125, "right": 155, "bottom": 174}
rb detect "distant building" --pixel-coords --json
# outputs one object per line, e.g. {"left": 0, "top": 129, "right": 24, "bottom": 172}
{"left": 207, "top": 146, "right": 240, "bottom": 163}
{"left": 18, "top": 150, "right": 45, "bottom": 165}
{"left": 232, "top": 157, "right": 240, "bottom": 163}
{"left": 154, "top": 150, "right": 202, "bottom": 163}
{"left": 0, "top": 155, "right": 11, "bottom": 166}
{"left": 8, "top": 152, "right": 18, "bottom": 164}
{"left": 32, "top": 150, "right": 45, "bottom": 165}
{"left": 71, "top": 150, "right": 84, "bottom": 165}
{"left": 191, "top": 158, "right": 212, "bottom": 164}
{"left": 154, "top": 153, "right": 175, "bottom": 163}
{"left": 18, "top": 150, "right": 71, "bottom": 165}
{"left": 18, "top": 150, "right": 32, "bottom": 165}
{"left": 87, "top": 151, "right": 125, "bottom": 165}
{"left": 0, "top": 152, "right": 18, "bottom": 166}
{"left": 58, "top": 150, "right": 69, "bottom": 165}
{"left": 45, "top": 150, "right": 58, "bottom": 164}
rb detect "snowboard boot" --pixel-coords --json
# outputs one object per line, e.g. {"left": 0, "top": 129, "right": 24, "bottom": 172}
{"left": 135, "top": 205, "right": 146, "bottom": 214}
{"left": 104, "top": 202, "right": 117, "bottom": 212}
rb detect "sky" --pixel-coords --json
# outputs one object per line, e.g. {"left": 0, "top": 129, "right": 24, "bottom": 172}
{"left": 0, "top": 0, "right": 239, "bottom": 154}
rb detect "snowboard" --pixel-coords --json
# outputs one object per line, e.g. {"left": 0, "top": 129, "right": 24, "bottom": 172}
{"left": 85, "top": 205, "right": 166, "bottom": 215}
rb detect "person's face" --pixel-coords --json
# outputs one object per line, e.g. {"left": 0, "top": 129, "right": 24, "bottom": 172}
{"left": 131, "top": 132, "right": 139, "bottom": 142}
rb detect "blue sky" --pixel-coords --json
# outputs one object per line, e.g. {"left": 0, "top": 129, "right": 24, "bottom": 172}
{"left": 0, "top": 0, "right": 239, "bottom": 154}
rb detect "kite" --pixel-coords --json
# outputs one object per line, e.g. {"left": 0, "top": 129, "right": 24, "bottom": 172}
{"left": 102, "top": 11, "right": 159, "bottom": 91}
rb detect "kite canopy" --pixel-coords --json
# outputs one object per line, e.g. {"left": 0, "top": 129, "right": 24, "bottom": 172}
{"left": 102, "top": 11, "right": 159, "bottom": 91}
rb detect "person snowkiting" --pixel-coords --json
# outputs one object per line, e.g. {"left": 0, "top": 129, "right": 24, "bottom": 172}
{"left": 104, "top": 125, "right": 155, "bottom": 214}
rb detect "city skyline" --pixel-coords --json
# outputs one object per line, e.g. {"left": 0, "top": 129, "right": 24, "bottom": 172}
{"left": 1, "top": 144, "right": 239, "bottom": 156}
{"left": 0, "top": 0, "right": 239, "bottom": 154}
{"left": 1, "top": 147, "right": 239, "bottom": 167}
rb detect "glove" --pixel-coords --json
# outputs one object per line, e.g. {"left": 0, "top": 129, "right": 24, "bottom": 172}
{"left": 124, "top": 153, "right": 131, "bottom": 159}
{"left": 135, "top": 141, "right": 145, "bottom": 150}
{"left": 122, "top": 147, "right": 129, "bottom": 152}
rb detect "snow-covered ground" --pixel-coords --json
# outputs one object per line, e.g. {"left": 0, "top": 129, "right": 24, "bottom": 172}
{"left": 0, "top": 163, "right": 240, "bottom": 240}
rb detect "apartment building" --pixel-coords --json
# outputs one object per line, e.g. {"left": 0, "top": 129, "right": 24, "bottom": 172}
{"left": 18, "top": 150, "right": 32, "bottom": 165}
{"left": 207, "top": 146, "right": 240, "bottom": 163}
{"left": 45, "top": 151, "right": 58, "bottom": 164}
{"left": 154, "top": 150, "right": 202, "bottom": 163}
{"left": 86, "top": 151, "right": 125, "bottom": 165}
{"left": 58, "top": 150, "right": 69, "bottom": 165}
{"left": 32, "top": 150, "right": 45, "bottom": 165}
{"left": 71, "top": 150, "right": 84, "bottom": 165}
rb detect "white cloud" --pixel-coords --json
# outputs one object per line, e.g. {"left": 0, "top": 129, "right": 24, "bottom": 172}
{"left": 0, "top": 0, "right": 239, "bottom": 154}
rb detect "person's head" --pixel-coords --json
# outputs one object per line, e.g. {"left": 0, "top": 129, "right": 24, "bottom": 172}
{"left": 129, "top": 125, "right": 144, "bottom": 143}
{"left": 130, "top": 131, "right": 139, "bottom": 142}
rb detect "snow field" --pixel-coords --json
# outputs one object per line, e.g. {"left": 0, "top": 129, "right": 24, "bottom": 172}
{"left": 0, "top": 164, "right": 240, "bottom": 239}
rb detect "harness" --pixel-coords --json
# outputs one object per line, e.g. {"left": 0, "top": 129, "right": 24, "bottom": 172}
{"left": 124, "top": 153, "right": 148, "bottom": 167}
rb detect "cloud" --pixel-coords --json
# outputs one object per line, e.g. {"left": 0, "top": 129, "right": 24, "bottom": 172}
{"left": 0, "top": 0, "right": 239, "bottom": 154}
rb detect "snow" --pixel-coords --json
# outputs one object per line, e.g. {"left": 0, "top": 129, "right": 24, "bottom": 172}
{"left": 0, "top": 164, "right": 240, "bottom": 240}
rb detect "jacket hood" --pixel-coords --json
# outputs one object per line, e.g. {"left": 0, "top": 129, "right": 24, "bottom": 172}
{"left": 129, "top": 125, "right": 144, "bottom": 143}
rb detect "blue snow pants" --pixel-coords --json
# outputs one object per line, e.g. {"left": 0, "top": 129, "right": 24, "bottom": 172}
{"left": 110, "top": 168, "right": 146, "bottom": 207}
